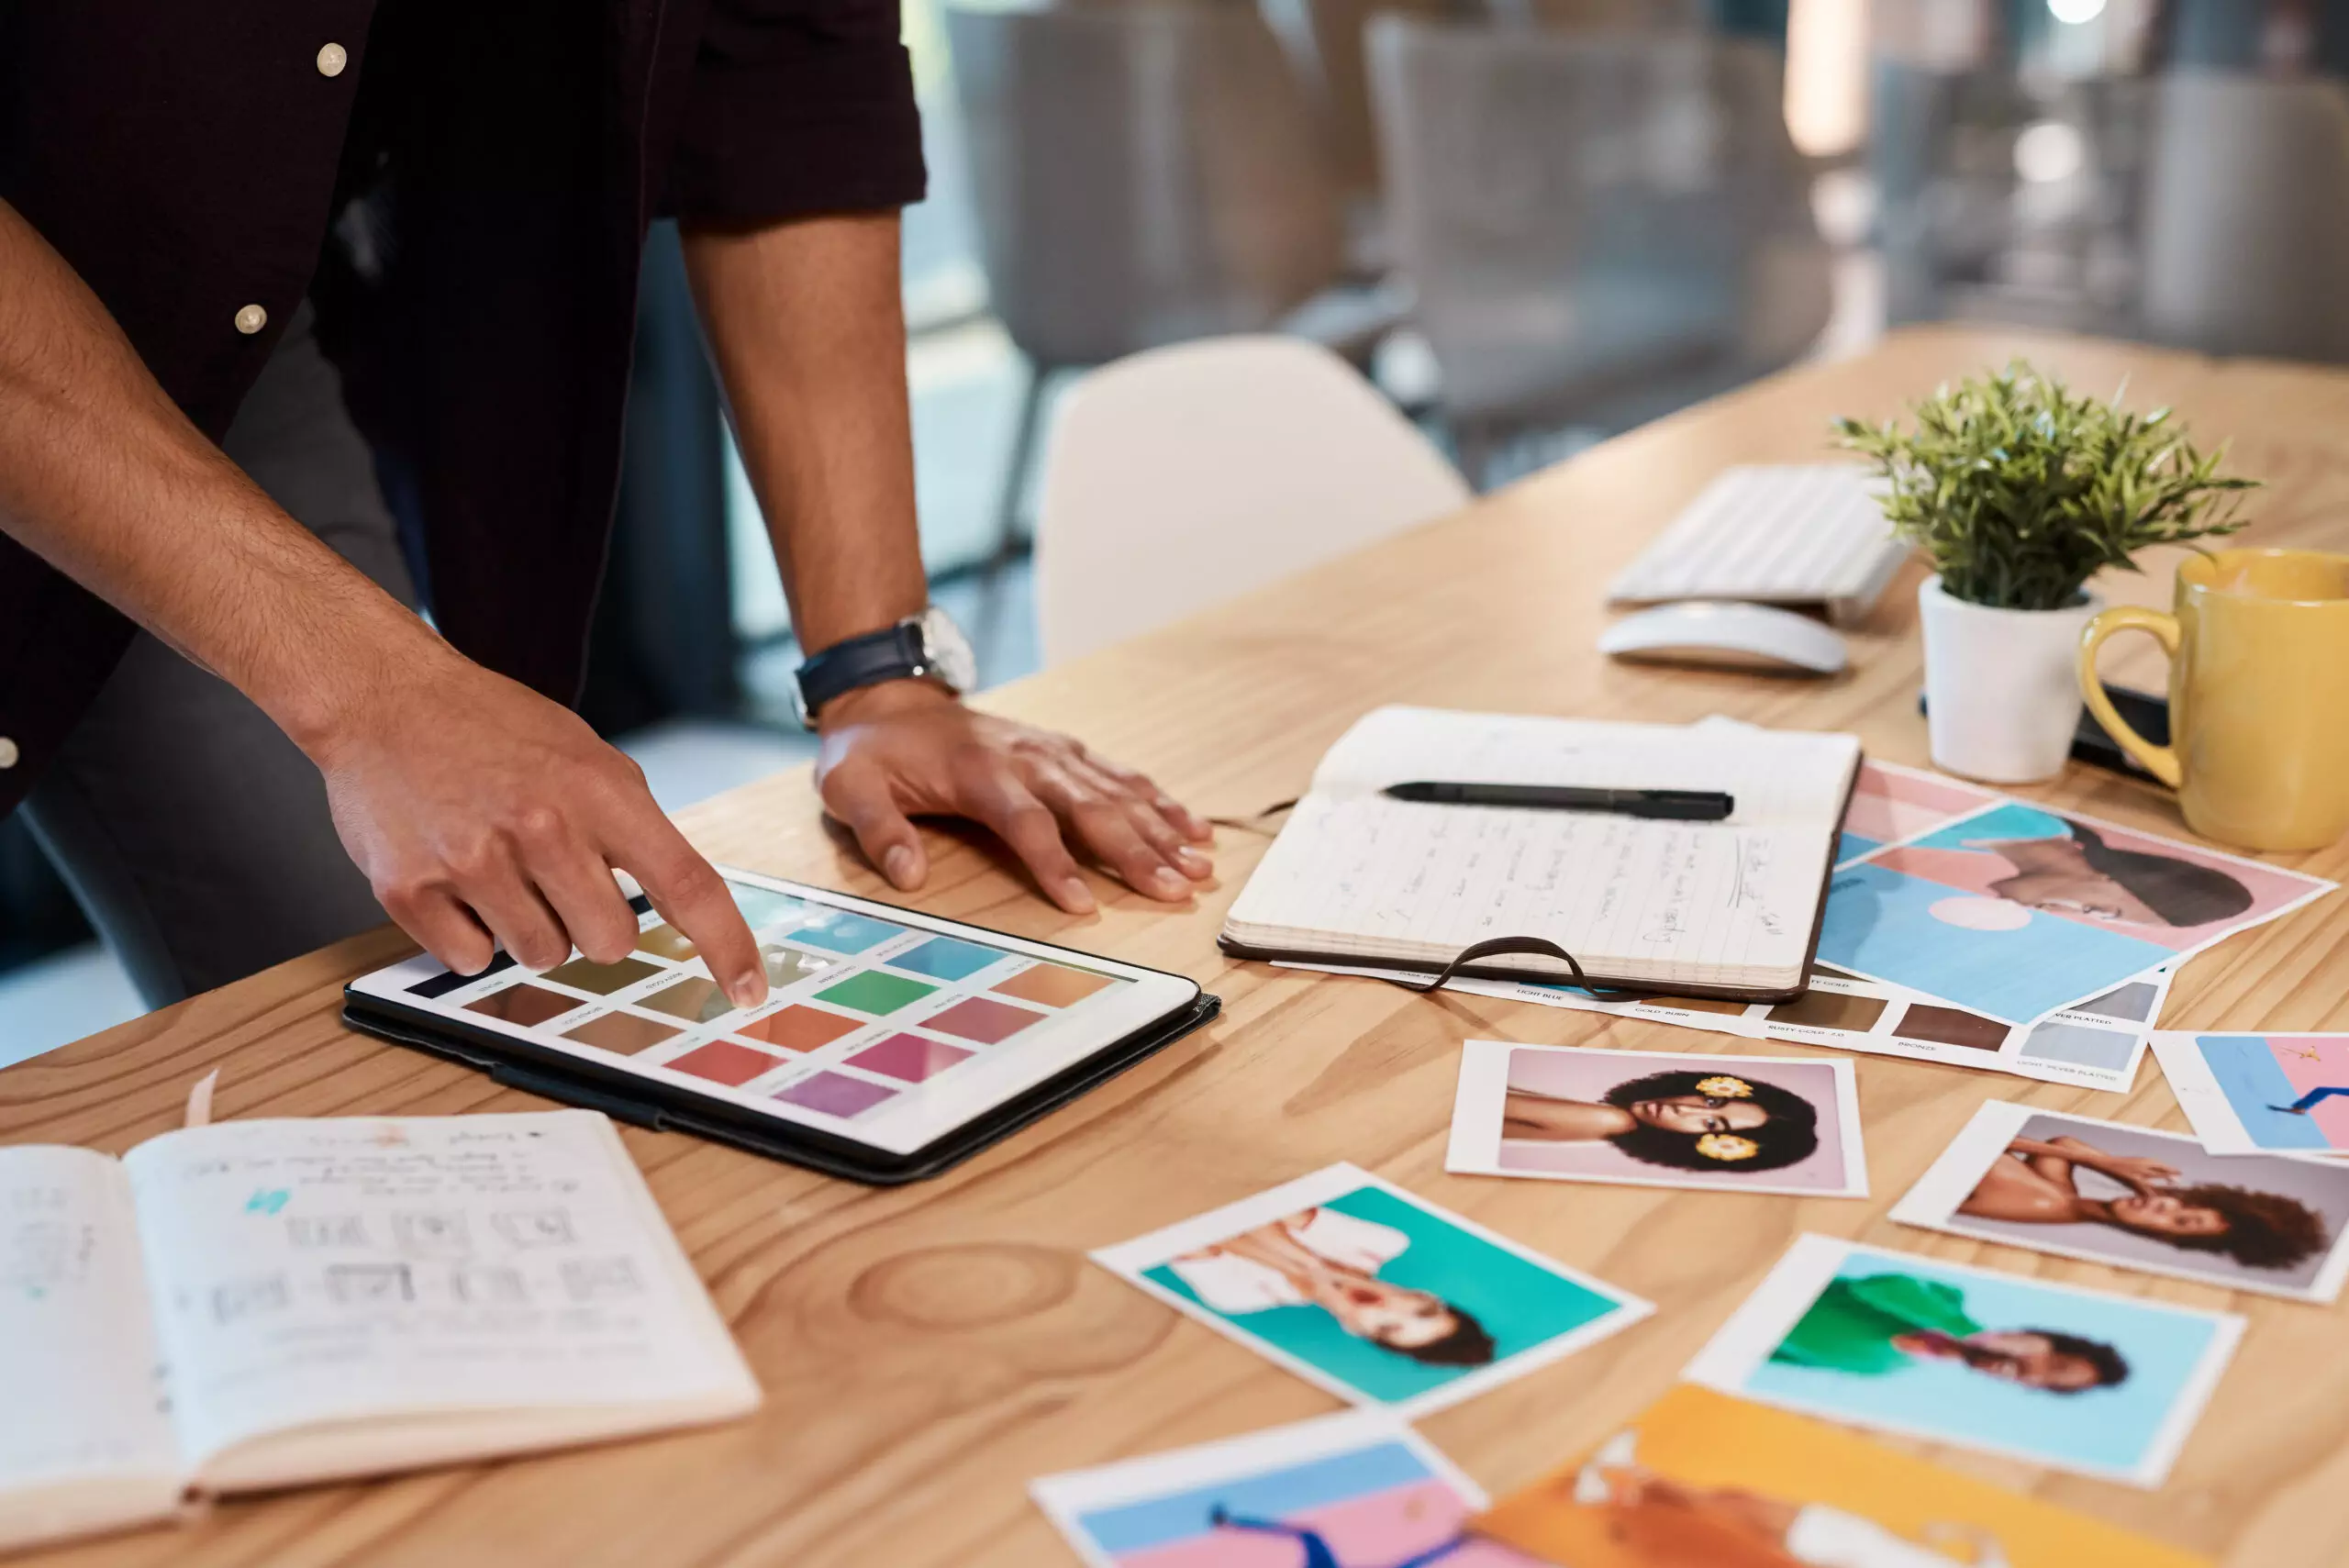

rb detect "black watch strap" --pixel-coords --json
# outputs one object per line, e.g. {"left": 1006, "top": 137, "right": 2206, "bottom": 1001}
{"left": 795, "top": 620, "right": 930, "bottom": 721}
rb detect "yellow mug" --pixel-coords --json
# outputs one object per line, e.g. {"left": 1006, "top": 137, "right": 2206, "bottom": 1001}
{"left": 2077, "top": 548, "right": 2349, "bottom": 851}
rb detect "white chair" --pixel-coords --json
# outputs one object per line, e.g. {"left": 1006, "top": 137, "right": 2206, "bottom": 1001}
{"left": 1033, "top": 336, "right": 1471, "bottom": 665}
{"left": 946, "top": 0, "right": 1364, "bottom": 559}
{"left": 2138, "top": 72, "right": 2349, "bottom": 363}
{"left": 1366, "top": 18, "right": 1834, "bottom": 474}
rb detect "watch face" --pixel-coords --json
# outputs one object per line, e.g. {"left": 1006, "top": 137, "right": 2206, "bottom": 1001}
{"left": 919, "top": 606, "right": 980, "bottom": 695}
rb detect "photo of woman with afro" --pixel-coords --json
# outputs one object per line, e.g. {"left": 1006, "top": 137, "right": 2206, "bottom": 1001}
{"left": 1901, "top": 1107, "right": 2349, "bottom": 1299}
{"left": 1504, "top": 1069, "right": 1822, "bottom": 1173}
{"left": 1959, "top": 1131, "right": 2327, "bottom": 1272}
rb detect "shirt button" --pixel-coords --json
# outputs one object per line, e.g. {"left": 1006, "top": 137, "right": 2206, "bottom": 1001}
{"left": 0, "top": 738, "right": 18, "bottom": 770}
{"left": 317, "top": 42, "right": 349, "bottom": 77}
{"left": 235, "top": 304, "right": 268, "bottom": 335}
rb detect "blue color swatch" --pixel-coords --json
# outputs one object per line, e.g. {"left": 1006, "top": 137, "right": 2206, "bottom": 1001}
{"left": 887, "top": 936, "right": 1004, "bottom": 982}
{"left": 785, "top": 907, "right": 905, "bottom": 955}
{"left": 729, "top": 885, "right": 809, "bottom": 933}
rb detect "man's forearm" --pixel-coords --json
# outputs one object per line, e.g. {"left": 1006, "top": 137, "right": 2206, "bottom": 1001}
{"left": 680, "top": 213, "right": 926, "bottom": 655}
{"left": 0, "top": 198, "right": 450, "bottom": 757}
{"left": 677, "top": 208, "right": 1212, "bottom": 912}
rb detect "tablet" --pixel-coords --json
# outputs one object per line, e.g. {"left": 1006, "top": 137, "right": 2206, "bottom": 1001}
{"left": 342, "top": 866, "right": 1216, "bottom": 1184}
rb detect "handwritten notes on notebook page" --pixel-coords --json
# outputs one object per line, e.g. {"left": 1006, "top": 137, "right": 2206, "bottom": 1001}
{"left": 0, "top": 1111, "right": 758, "bottom": 1551}
{"left": 122, "top": 1110, "right": 759, "bottom": 1490}
{"left": 0, "top": 1148, "right": 182, "bottom": 1551}
{"left": 1222, "top": 708, "right": 1861, "bottom": 992}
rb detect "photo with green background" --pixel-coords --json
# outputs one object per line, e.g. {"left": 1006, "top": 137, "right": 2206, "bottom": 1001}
{"left": 1142, "top": 1184, "right": 1624, "bottom": 1404}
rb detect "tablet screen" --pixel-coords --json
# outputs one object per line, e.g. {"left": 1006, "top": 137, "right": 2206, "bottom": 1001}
{"left": 345, "top": 868, "right": 1198, "bottom": 1159}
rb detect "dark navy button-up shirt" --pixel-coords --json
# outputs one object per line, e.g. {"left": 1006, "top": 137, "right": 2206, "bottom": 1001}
{"left": 0, "top": 0, "right": 925, "bottom": 808}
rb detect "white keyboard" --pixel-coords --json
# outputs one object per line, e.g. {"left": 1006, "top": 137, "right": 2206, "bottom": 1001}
{"left": 1608, "top": 465, "right": 1909, "bottom": 628}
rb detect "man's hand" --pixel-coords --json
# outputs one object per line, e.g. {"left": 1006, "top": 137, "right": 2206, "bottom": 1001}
{"left": 312, "top": 646, "right": 767, "bottom": 1005}
{"left": 0, "top": 199, "right": 765, "bottom": 998}
{"left": 813, "top": 681, "right": 1212, "bottom": 913}
{"left": 684, "top": 217, "right": 1212, "bottom": 914}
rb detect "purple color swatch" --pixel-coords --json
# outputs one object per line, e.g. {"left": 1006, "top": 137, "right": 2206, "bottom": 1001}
{"left": 771, "top": 1070, "right": 897, "bottom": 1118}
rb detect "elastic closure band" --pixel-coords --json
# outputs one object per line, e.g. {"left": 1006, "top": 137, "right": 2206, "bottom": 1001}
{"left": 1377, "top": 935, "right": 1645, "bottom": 999}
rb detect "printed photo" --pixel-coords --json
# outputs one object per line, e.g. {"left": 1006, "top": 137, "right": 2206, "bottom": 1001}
{"left": 1031, "top": 1408, "right": 1544, "bottom": 1568}
{"left": 1446, "top": 1042, "right": 1866, "bottom": 1198}
{"left": 1893, "top": 1101, "right": 2349, "bottom": 1303}
{"left": 1093, "top": 1163, "right": 1651, "bottom": 1417}
{"left": 2150, "top": 1031, "right": 2349, "bottom": 1158}
{"left": 1818, "top": 801, "right": 2331, "bottom": 1022}
{"left": 1835, "top": 761, "right": 2001, "bottom": 868}
{"left": 1684, "top": 1234, "right": 2244, "bottom": 1485}
{"left": 1287, "top": 949, "right": 2170, "bottom": 1094}
{"left": 1471, "top": 1384, "right": 2211, "bottom": 1568}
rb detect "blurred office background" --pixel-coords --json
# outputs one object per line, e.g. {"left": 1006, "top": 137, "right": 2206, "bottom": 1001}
{"left": 8, "top": 0, "right": 2349, "bottom": 1059}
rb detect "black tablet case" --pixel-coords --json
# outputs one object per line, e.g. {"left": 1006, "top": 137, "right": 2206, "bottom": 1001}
{"left": 343, "top": 977, "right": 1219, "bottom": 1186}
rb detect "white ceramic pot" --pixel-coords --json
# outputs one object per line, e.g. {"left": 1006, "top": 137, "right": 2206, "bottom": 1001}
{"left": 1918, "top": 575, "right": 2103, "bottom": 784}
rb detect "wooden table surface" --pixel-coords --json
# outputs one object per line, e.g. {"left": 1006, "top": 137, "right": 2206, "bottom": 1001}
{"left": 9, "top": 325, "right": 2349, "bottom": 1568}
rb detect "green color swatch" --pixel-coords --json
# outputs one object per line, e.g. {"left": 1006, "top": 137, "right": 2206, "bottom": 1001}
{"left": 815, "top": 969, "right": 936, "bottom": 1017}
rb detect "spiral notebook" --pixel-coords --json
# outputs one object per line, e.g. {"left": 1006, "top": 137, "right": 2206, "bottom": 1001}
{"left": 1219, "top": 708, "right": 1862, "bottom": 999}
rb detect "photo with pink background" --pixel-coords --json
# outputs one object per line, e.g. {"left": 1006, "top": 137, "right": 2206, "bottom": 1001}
{"left": 1841, "top": 764, "right": 1998, "bottom": 853}
{"left": 1873, "top": 807, "right": 2324, "bottom": 954}
{"left": 2254, "top": 1036, "right": 2349, "bottom": 1151}
{"left": 1108, "top": 1478, "right": 1532, "bottom": 1568}
{"left": 1497, "top": 1050, "right": 1852, "bottom": 1192}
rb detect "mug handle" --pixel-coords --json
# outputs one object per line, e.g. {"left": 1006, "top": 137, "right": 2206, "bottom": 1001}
{"left": 2077, "top": 607, "right": 2183, "bottom": 787}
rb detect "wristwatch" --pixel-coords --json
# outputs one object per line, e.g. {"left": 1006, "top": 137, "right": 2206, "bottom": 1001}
{"left": 789, "top": 606, "right": 979, "bottom": 728}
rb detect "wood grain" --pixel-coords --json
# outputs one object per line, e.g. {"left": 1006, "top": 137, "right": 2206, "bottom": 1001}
{"left": 8, "top": 325, "right": 2349, "bottom": 1567}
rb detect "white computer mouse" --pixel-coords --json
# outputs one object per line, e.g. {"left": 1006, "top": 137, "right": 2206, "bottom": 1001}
{"left": 1597, "top": 600, "right": 1847, "bottom": 674}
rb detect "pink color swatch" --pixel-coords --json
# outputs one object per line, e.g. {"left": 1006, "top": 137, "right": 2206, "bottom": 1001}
{"left": 846, "top": 1033, "right": 974, "bottom": 1084}
{"left": 923, "top": 995, "right": 1046, "bottom": 1044}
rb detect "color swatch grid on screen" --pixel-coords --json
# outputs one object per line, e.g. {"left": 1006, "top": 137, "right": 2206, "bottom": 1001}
{"left": 415, "top": 883, "right": 1127, "bottom": 1126}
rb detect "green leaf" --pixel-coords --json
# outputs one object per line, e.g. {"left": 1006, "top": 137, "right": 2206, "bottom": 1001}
{"left": 1831, "top": 360, "right": 2255, "bottom": 610}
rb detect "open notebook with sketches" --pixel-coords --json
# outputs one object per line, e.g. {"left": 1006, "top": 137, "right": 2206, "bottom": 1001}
{"left": 1220, "top": 707, "right": 1863, "bottom": 999}
{"left": 0, "top": 1110, "right": 757, "bottom": 1554}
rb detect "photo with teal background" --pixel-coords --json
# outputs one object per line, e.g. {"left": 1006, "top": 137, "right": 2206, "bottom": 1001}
{"left": 1742, "top": 1255, "right": 2224, "bottom": 1473}
{"left": 1818, "top": 804, "right": 2172, "bottom": 1022}
{"left": 1141, "top": 1184, "right": 1626, "bottom": 1405}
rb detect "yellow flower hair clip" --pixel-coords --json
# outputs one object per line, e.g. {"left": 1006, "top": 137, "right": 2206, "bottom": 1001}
{"left": 1696, "top": 1133, "right": 1760, "bottom": 1162}
{"left": 1695, "top": 1075, "right": 1754, "bottom": 1099}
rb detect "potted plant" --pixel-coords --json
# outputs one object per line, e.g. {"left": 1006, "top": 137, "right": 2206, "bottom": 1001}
{"left": 1836, "top": 362, "right": 2256, "bottom": 784}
